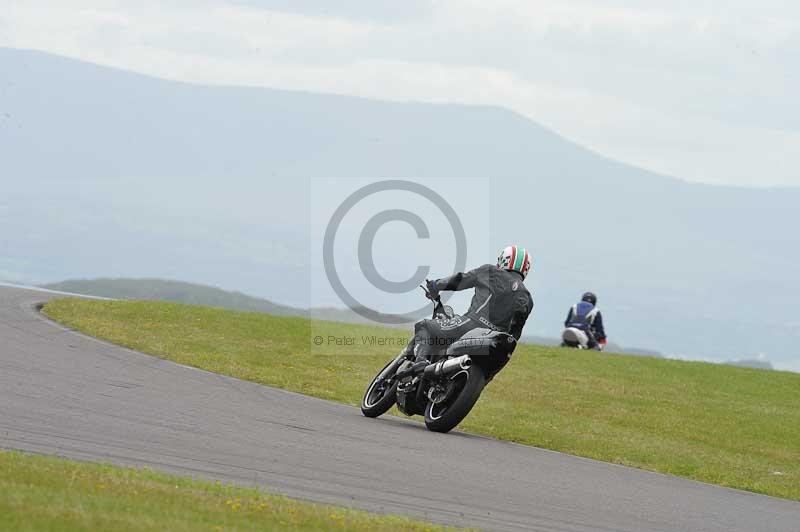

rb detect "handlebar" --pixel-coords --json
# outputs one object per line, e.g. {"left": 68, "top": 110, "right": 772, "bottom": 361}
{"left": 419, "top": 281, "right": 441, "bottom": 302}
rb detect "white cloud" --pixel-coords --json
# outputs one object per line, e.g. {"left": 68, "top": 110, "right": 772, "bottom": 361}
{"left": 2, "top": 0, "right": 799, "bottom": 185}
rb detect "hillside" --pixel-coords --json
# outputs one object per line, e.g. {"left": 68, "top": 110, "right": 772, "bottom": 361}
{"left": 42, "top": 278, "right": 420, "bottom": 326}
{"left": 43, "top": 278, "right": 304, "bottom": 317}
{"left": 3, "top": 47, "right": 799, "bottom": 369}
{"left": 42, "top": 298, "right": 800, "bottom": 501}
{"left": 43, "top": 277, "right": 665, "bottom": 357}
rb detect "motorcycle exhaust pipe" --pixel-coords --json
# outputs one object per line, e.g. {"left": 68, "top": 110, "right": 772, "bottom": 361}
{"left": 423, "top": 355, "right": 472, "bottom": 379}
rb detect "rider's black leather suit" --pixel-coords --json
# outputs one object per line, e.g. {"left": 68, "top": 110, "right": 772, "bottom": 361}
{"left": 409, "top": 264, "right": 534, "bottom": 362}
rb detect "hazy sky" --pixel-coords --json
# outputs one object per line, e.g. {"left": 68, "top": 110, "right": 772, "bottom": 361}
{"left": 2, "top": 0, "right": 798, "bottom": 186}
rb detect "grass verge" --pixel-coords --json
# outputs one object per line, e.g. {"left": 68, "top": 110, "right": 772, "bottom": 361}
{"left": 43, "top": 298, "right": 800, "bottom": 501}
{"left": 0, "top": 450, "right": 453, "bottom": 531}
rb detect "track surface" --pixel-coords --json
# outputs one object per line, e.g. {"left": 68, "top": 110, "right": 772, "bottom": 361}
{"left": 1, "top": 285, "right": 799, "bottom": 531}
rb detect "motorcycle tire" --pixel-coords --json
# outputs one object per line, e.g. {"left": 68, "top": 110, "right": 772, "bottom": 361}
{"left": 423, "top": 365, "right": 486, "bottom": 433}
{"left": 361, "top": 357, "right": 401, "bottom": 418}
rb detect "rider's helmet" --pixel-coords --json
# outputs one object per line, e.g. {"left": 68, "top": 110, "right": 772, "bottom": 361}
{"left": 497, "top": 245, "right": 532, "bottom": 280}
{"left": 581, "top": 292, "right": 597, "bottom": 306}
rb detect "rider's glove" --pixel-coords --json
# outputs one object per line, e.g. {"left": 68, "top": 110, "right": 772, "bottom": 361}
{"left": 425, "top": 279, "right": 440, "bottom": 300}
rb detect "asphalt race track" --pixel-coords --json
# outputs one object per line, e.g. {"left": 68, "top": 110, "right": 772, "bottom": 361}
{"left": 1, "top": 284, "right": 799, "bottom": 531}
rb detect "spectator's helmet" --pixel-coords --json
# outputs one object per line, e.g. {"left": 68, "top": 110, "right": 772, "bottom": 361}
{"left": 497, "top": 245, "right": 532, "bottom": 280}
{"left": 582, "top": 292, "right": 598, "bottom": 306}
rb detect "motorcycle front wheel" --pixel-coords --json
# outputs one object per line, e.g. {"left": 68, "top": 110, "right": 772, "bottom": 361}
{"left": 361, "top": 356, "right": 402, "bottom": 418}
{"left": 424, "top": 365, "right": 486, "bottom": 433}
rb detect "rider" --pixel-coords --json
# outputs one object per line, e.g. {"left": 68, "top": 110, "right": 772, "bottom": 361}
{"left": 563, "top": 292, "right": 606, "bottom": 350}
{"left": 406, "top": 245, "right": 534, "bottom": 364}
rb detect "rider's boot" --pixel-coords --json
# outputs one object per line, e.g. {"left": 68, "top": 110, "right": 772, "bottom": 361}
{"left": 394, "top": 358, "right": 429, "bottom": 379}
{"left": 393, "top": 339, "right": 430, "bottom": 379}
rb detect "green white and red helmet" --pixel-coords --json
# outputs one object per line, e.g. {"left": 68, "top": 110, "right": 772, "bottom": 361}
{"left": 497, "top": 245, "right": 532, "bottom": 280}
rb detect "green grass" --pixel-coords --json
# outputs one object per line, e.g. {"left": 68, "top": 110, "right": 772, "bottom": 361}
{"left": 43, "top": 298, "right": 800, "bottom": 501}
{"left": 0, "top": 450, "right": 453, "bottom": 531}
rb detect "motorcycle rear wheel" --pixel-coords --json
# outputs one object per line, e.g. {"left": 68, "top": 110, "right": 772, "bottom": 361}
{"left": 361, "top": 357, "right": 401, "bottom": 418}
{"left": 423, "top": 365, "right": 486, "bottom": 433}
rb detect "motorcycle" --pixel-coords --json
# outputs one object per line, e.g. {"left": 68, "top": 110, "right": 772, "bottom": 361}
{"left": 360, "top": 283, "right": 518, "bottom": 433}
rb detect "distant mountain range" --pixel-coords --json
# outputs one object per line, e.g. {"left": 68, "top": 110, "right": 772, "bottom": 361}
{"left": 726, "top": 359, "right": 774, "bottom": 370}
{"left": 3, "top": 47, "right": 798, "bottom": 370}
